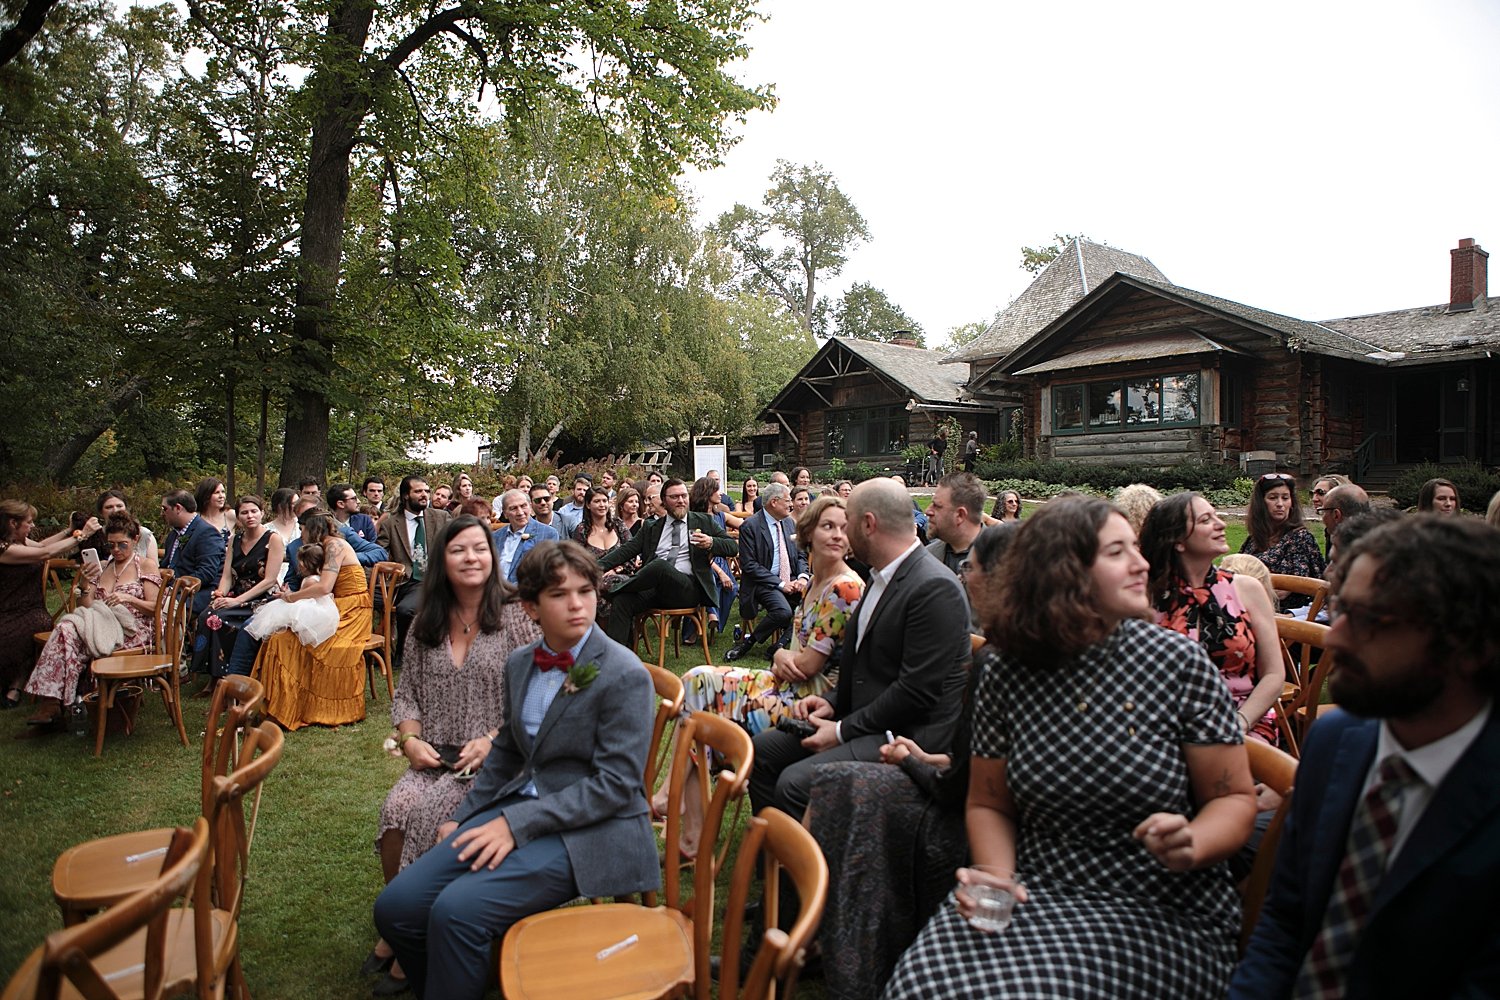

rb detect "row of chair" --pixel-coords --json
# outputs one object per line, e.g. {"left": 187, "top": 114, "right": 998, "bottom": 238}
{"left": 6, "top": 677, "right": 283, "bottom": 999}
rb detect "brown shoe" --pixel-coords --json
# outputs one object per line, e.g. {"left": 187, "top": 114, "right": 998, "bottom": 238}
{"left": 25, "top": 698, "right": 61, "bottom": 726}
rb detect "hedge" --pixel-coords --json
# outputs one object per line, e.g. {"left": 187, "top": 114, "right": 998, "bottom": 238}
{"left": 1386, "top": 463, "right": 1499, "bottom": 512}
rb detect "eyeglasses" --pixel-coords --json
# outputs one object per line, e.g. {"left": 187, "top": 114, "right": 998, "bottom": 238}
{"left": 957, "top": 558, "right": 973, "bottom": 576}
{"left": 1259, "top": 473, "right": 1295, "bottom": 482}
{"left": 1326, "top": 596, "right": 1405, "bottom": 642}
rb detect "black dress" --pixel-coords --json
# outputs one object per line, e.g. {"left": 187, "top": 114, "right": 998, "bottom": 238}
{"left": 192, "top": 531, "right": 272, "bottom": 677}
{"left": 884, "top": 619, "right": 1243, "bottom": 999}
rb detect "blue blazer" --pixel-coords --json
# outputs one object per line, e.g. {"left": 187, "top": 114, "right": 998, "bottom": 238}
{"left": 490, "top": 519, "right": 559, "bottom": 583}
{"left": 1232, "top": 707, "right": 1500, "bottom": 998}
{"left": 346, "top": 512, "right": 379, "bottom": 544}
{"left": 285, "top": 525, "right": 388, "bottom": 590}
{"left": 737, "top": 508, "right": 807, "bottom": 618}
{"left": 169, "top": 515, "right": 224, "bottom": 589}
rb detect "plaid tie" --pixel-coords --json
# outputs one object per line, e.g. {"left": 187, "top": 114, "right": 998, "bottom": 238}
{"left": 1293, "top": 755, "right": 1418, "bottom": 999}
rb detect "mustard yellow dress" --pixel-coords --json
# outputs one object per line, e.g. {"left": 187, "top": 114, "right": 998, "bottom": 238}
{"left": 254, "top": 561, "right": 372, "bottom": 730}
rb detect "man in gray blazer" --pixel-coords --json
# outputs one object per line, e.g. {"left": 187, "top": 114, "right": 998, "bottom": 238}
{"left": 374, "top": 541, "right": 658, "bottom": 1000}
{"left": 376, "top": 475, "right": 452, "bottom": 664}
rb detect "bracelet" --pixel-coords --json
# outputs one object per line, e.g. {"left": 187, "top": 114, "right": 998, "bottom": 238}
{"left": 1236, "top": 711, "right": 1250, "bottom": 732}
{"left": 398, "top": 732, "right": 419, "bottom": 746}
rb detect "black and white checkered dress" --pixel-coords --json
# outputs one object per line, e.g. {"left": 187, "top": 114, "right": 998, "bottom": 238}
{"left": 883, "top": 618, "right": 1243, "bottom": 999}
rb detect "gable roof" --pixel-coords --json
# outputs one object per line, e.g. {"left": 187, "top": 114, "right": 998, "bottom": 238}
{"left": 945, "top": 240, "right": 1169, "bottom": 364}
{"left": 761, "top": 336, "right": 981, "bottom": 417}
{"left": 1321, "top": 297, "right": 1500, "bottom": 361}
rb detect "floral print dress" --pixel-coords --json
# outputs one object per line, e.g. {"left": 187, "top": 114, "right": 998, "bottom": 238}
{"left": 1240, "top": 526, "right": 1325, "bottom": 610}
{"left": 1156, "top": 565, "right": 1277, "bottom": 744}
{"left": 681, "top": 569, "right": 863, "bottom": 735}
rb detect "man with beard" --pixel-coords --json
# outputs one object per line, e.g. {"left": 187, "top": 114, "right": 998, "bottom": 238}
{"left": 377, "top": 476, "right": 452, "bottom": 664}
{"left": 1232, "top": 516, "right": 1500, "bottom": 999}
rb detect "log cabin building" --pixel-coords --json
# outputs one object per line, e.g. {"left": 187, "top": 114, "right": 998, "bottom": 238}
{"left": 949, "top": 237, "right": 1499, "bottom": 483}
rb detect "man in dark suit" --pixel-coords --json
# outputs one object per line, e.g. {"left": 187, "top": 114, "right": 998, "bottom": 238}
{"left": 1232, "top": 516, "right": 1500, "bottom": 999}
{"left": 726, "top": 481, "right": 806, "bottom": 662}
{"left": 749, "top": 477, "right": 969, "bottom": 820}
{"left": 376, "top": 476, "right": 452, "bottom": 663}
{"left": 597, "top": 478, "right": 737, "bottom": 645}
{"left": 374, "top": 541, "right": 659, "bottom": 1000}
{"left": 491, "top": 489, "right": 559, "bottom": 583}
{"left": 159, "top": 489, "right": 223, "bottom": 617}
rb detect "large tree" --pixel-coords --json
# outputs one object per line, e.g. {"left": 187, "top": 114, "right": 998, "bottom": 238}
{"left": 712, "top": 160, "right": 869, "bottom": 334}
{"left": 246, "top": 0, "right": 771, "bottom": 486}
{"left": 832, "top": 281, "right": 924, "bottom": 345}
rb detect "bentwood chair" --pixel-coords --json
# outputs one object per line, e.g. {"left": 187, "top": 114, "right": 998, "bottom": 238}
{"left": 363, "top": 561, "right": 406, "bottom": 701}
{"left": 1270, "top": 574, "right": 1330, "bottom": 622}
{"left": 52, "top": 676, "right": 266, "bottom": 926}
{"left": 1273, "top": 618, "right": 1333, "bottom": 757}
{"left": 633, "top": 607, "right": 713, "bottom": 670}
{"left": 499, "top": 712, "right": 755, "bottom": 1000}
{"left": 1239, "top": 740, "right": 1298, "bottom": 952}
{"left": 87, "top": 576, "right": 198, "bottom": 756}
{"left": 1, "top": 820, "right": 210, "bottom": 1000}
{"left": 644, "top": 662, "right": 686, "bottom": 805}
{"left": 32, "top": 559, "right": 81, "bottom": 651}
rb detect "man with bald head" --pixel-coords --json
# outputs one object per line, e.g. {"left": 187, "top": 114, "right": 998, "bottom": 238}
{"left": 748, "top": 477, "right": 971, "bottom": 821}
{"left": 1320, "top": 483, "right": 1370, "bottom": 563}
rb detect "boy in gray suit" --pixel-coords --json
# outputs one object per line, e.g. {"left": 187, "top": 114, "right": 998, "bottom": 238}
{"left": 374, "top": 541, "right": 659, "bottom": 999}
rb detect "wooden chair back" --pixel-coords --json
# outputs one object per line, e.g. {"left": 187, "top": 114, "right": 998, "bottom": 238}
{"left": 43, "top": 560, "right": 79, "bottom": 624}
{"left": 1270, "top": 574, "right": 1329, "bottom": 620}
{"left": 369, "top": 561, "right": 405, "bottom": 643}
{"left": 3, "top": 820, "right": 209, "bottom": 1000}
{"left": 719, "top": 808, "right": 830, "bottom": 1000}
{"left": 1274, "top": 618, "right": 1332, "bottom": 756}
{"left": 970, "top": 633, "right": 986, "bottom": 654}
{"left": 660, "top": 712, "right": 753, "bottom": 992}
{"left": 643, "top": 662, "right": 685, "bottom": 803}
{"left": 199, "top": 676, "right": 266, "bottom": 816}
{"left": 1240, "top": 740, "right": 1298, "bottom": 952}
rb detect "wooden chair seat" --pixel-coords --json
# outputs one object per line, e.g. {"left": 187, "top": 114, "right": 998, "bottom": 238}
{"left": 502, "top": 904, "right": 694, "bottom": 999}
{"left": 633, "top": 608, "right": 712, "bottom": 670}
{"left": 87, "top": 576, "right": 196, "bottom": 757}
{"left": 90, "top": 654, "right": 172, "bottom": 681}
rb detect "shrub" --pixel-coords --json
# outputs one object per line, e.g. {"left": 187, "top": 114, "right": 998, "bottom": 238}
{"left": 1387, "top": 463, "right": 1500, "bottom": 512}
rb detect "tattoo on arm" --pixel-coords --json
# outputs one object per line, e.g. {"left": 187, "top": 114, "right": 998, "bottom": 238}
{"left": 1213, "top": 768, "right": 1232, "bottom": 798}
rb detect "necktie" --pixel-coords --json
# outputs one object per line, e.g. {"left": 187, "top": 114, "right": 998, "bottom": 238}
{"left": 671, "top": 518, "right": 684, "bottom": 564}
{"left": 411, "top": 515, "right": 426, "bottom": 582}
{"left": 775, "top": 519, "right": 791, "bottom": 585}
{"left": 533, "top": 648, "right": 574, "bottom": 672}
{"left": 1293, "top": 755, "right": 1418, "bottom": 999}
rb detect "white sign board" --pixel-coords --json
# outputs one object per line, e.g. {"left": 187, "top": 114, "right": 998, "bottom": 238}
{"left": 692, "top": 436, "right": 727, "bottom": 484}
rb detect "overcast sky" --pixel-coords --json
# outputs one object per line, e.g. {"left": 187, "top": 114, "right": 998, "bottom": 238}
{"left": 428, "top": 0, "right": 1500, "bottom": 460}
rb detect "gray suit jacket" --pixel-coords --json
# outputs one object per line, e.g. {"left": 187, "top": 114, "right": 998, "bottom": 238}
{"left": 376, "top": 506, "right": 452, "bottom": 574}
{"left": 449, "top": 627, "right": 660, "bottom": 899}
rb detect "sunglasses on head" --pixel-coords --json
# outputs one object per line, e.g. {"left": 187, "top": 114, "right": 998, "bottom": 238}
{"left": 1259, "top": 473, "right": 1295, "bottom": 484}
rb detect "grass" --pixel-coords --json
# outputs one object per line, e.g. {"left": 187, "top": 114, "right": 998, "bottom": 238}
{"left": 0, "top": 626, "right": 744, "bottom": 997}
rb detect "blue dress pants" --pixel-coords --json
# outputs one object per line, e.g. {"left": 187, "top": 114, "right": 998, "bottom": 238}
{"left": 372, "top": 799, "right": 577, "bottom": 1000}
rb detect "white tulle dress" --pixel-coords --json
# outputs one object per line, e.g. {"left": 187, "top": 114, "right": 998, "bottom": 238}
{"left": 244, "top": 575, "right": 340, "bottom": 647}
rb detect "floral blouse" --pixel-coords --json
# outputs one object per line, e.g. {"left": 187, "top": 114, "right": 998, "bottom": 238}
{"left": 1240, "top": 525, "right": 1325, "bottom": 609}
{"left": 795, "top": 570, "right": 865, "bottom": 663}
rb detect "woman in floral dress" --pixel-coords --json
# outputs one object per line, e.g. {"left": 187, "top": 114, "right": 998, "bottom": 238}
{"left": 1142, "top": 492, "right": 1284, "bottom": 744}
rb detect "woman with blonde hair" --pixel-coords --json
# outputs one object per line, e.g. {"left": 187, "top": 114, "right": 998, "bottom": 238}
{"left": 1113, "top": 483, "right": 1163, "bottom": 535}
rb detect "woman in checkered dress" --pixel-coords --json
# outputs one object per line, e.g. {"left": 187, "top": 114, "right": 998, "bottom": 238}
{"left": 884, "top": 498, "right": 1256, "bottom": 999}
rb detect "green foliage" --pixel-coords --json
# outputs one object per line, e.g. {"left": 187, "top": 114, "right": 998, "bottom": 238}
{"left": 832, "top": 282, "right": 925, "bottom": 344}
{"left": 826, "top": 457, "right": 848, "bottom": 482}
{"left": 1387, "top": 463, "right": 1499, "bottom": 512}
{"left": 1019, "top": 232, "right": 1097, "bottom": 274}
{"left": 973, "top": 458, "right": 1244, "bottom": 494}
{"left": 725, "top": 292, "right": 817, "bottom": 408}
{"left": 852, "top": 461, "right": 887, "bottom": 483}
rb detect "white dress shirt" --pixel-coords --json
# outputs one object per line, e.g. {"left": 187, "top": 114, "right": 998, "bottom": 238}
{"left": 1371, "top": 699, "right": 1491, "bottom": 864}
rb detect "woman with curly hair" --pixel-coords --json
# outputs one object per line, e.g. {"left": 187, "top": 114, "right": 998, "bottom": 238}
{"left": 886, "top": 497, "right": 1253, "bottom": 999}
{"left": 1239, "top": 473, "right": 1324, "bottom": 607}
{"left": 1140, "top": 492, "right": 1284, "bottom": 744}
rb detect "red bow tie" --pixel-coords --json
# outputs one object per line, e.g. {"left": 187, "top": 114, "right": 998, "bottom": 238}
{"left": 533, "top": 648, "right": 574, "bottom": 672}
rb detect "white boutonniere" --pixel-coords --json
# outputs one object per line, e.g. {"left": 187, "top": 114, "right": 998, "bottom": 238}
{"left": 519, "top": 532, "right": 532, "bottom": 542}
{"left": 564, "top": 661, "right": 600, "bottom": 695}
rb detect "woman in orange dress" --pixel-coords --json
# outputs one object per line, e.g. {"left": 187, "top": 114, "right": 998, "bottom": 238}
{"left": 254, "top": 509, "right": 372, "bottom": 729}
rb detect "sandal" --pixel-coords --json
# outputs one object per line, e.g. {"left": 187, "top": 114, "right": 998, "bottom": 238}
{"left": 0, "top": 689, "right": 22, "bottom": 710}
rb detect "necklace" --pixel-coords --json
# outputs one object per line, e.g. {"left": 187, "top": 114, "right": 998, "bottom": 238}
{"left": 454, "top": 608, "right": 477, "bottom": 634}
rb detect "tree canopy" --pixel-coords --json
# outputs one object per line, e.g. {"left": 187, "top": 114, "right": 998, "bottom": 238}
{"left": 832, "top": 282, "right": 925, "bottom": 345}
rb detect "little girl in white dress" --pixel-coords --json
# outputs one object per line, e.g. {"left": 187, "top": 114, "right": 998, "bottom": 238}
{"left": 245, "top": 543, "right": 340, "bottom": 647}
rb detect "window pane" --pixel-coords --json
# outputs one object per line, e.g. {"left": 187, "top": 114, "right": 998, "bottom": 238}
{"left": 1087, "top": 383, "right": 1121, "bottom": 427}
{"left": 1125, "top": 377, "right": 1162, "bottom": 425}
{"left": 1162, "top": 373, "right": 1200, "bottom": 423}
{"left": 1054, "top": 385, "right": 1084, "bottom": 430}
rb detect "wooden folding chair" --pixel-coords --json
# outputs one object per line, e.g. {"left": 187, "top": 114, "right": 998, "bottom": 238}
{"left": 1273, "top": 618, "right": 1332, "bottom": 757}
{"left": 1239, "top": 740, "right": 1297, "bottom": 952}
{"left": 363, "top": 561, "right": 406, "bottom": 701}
{"left": 52, "top": 675, "right": 266, "bottom": 926}
{"left": 87, "top": 576, "right": 198, "bottom": 757}
{"left": 2, "top": 819, "right": 210, "bottom": 1000}
{"left": 1270, "top": 574, "right": 1329, "bottom": 620}
{"left": 32, "top": 559, "right": 80, "bottom": 650}
{"left": 644, "top": 662, "right": 686, "bottom": 804}
{"left": 633, "top": 607, "right": 713, "bottom": 669}
{"left": 499, "top": 712, "right": 754, "bottom": 1000}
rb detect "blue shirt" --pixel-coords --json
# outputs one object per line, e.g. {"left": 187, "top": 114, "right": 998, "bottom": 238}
{"left": 516, "top": 625, "right": 594, "bottom": 797}
{"left": 763, "top": 507, "right": 786, "bottom": 577}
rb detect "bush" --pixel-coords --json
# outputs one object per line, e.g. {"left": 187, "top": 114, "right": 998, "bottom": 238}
{"left": 1387, "top": 463, "right": 1500, "bottom": 512}
{"left": 971, "top": 458, "right": 1242, "bottom": 494}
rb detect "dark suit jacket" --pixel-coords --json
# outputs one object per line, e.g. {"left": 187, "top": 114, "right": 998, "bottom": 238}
{"left": 834, "top": 545, "right": 969, "bottom": 751}
{"left": 490, "top": 519, "right": 559, "bottom": 582}
{"left": 376, "top": 507, "right": 452, "bottom": 574}
{"left": 1232, "top": 707, "right": 1500, "bottom": 998}
{"left": 169, "top": 515, "right": 225, "bottom": 589}
{"left": 737, "top": 508, "right": 807, "bottom": 618}
{"left": 449, "top": 628, "right": 660, "bottom": 899}
{"left": 598, "top": 511, "right": 737, "bottom": 608}
{"left": 346, "top": 512, "right": 378, "bottom": 544}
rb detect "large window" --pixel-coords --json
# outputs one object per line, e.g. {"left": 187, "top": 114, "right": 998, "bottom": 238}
{"left": 1052, "top": 373, "right": 1200, "bottom": 434}
{"left": 826, "top": 405, "right": 910, "bottom": 458}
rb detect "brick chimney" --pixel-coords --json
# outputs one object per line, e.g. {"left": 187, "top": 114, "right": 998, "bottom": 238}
{"left": 1448, "top": 238, "right": 1489, "bottom": 313}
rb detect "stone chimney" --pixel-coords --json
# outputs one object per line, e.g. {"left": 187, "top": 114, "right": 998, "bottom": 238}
{"left": 1448, "top": 238, "right": 1489, "bottom": 313}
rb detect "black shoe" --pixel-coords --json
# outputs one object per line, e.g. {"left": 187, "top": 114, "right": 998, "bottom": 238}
{"left": 359, "top": 951, "right": 394, "bottom": 976}
{"left": 723, "top": 639, "right": 756, "bottom": 663}
{"left": 371, "top": 972, "right": 410, "bottom": 997}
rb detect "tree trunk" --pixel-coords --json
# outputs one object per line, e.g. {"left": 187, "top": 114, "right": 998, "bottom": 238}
{"left": 517, "top": 411, "right": 531, "bottom": 464}
{"left": 351, "top": 411, "right": 369, "bottom": 478}
{"left": 532, "top": 419, "right": 565, "bottom": 461}
{"left": 225, "top": 337, "right": 237, "bottom": 500}
{"left": 0, "top": 0, "right": 61, "bottom": 70}
{"left": 256, "top": 385, "right": 269, "bottom": 493}
{"left": 276, "top": 0, "right": 376, "bottom": 488}
{"left": 44, "top": 375, "right": 148, "bottom": 481}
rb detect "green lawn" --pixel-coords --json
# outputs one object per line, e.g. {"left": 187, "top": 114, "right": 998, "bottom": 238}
{"left": 0, "top": 627, "right": 744, "bottom": 997}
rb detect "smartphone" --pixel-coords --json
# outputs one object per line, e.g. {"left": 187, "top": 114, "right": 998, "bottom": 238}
{"left": 81, "top": 548, "right": 102, "bottom": 574}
